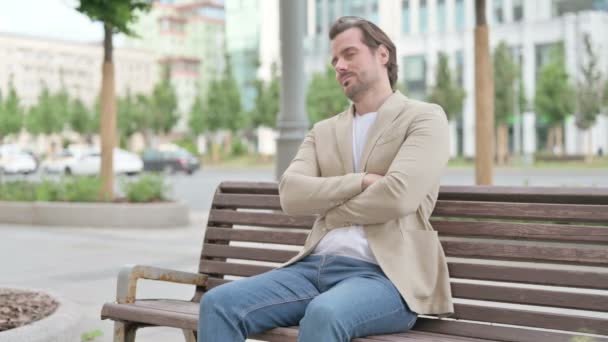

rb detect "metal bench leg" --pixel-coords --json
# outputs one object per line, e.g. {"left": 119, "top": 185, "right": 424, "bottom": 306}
{"left": 182, "top": 329, "right": 196, "bottom": 342}
{"left": 114, "top": 322, "right": 137, "bottom": 342}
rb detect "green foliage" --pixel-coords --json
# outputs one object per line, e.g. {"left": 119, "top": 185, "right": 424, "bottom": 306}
{"left": 307, "top": 65, "right": 349, "bottom": 125}
{"left": 492, "top": 42, "right": 521, "bottom": 125}
{"left": 428, "top": 52, "right": 466, "bottom": 121}
{"left": 576, "top": 34, "right": 604, "bottom": 130}
{"left": 69, "top": 98, "right": 94, "bottom": 135}
{"left": 117, "top": 90, "right": 146, "bottom": 142}
{"left": 201, "top": 54, "right": 245, "bottom": 133}
{"left": 534, "top": 46, "right": 575, "bottom": 126}
{"left": 0, "top": 177, "right": 102, "bottom": 202}
{"left": 61, "top": 177, "right": 103, "bottom": 202}
{"left": 250, "top": 63, "right": 280, "bottom": 128}
{"left": 76, "top": 0, "right": 151, "bottom": 36}
{"left": 175, "top": 137, "right": 198, "bottom": 155}
{"left": 121, "top": 173, "right": 167, "bottom": 202}
{"left": 230, "top": 137, "right": 248, "bottom": 157}
{"left": 0, "top": 76, "right": 24, "bottom": 140}
{"left": 188, "top": 95, "right": 206, "bottom": 136}
{"left": 81, "top": 329, "right": 103, "bottom": 342}
{"left": 148, "top": 66, "right": 179, "bottom": 134}
{"left": 25, "top": 82, "right": 64, "bottom": 135}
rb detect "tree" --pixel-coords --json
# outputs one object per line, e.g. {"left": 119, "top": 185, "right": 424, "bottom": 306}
{"left": 26, "top": 82, "right": 63, "bottom": 136}
{"left": 474, "top": 0, "right": 494, "bottom": 185}
{"left": 76, "top": 0, "right": 151, "bottom": 200}
{"left": 148, "top": 66, "right": 178, "bottom": 139}
{"left": 117, "top": 90, "right": 146, "bottom": 146}
{"left": 0, "top": 76, "right": 24, "bottom": 142}
{"left": 250, "top": 63, "right": 280, "bottom": 129}
{"left": 69, "top": 98, "right": 95, "bottom": 139}
{"left": 576, "top": 34, "right": 604, "bottom": 161}
{"left": 188, "top": 94, "right": 207, "bottom": 136}
{"left": 534, "top": 46, "right": 574, "bottom": 156}
{"left": 428, "top": 53, "right": 466, "bottom": 121}
{"left": 203, "top": 54, "right": 245, "bottom": 159}
{"left": 306, "top": 65, "right": 349, "bottom": 125}
{"left": 493, "top": 42, "right": 519, "bottom": 165}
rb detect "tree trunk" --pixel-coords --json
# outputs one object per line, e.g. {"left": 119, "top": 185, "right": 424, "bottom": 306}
{"left": 555, "top": 124, "right": 563, "bottom": 156}
{"left": 585, "top": 129, "right": 593, "bottom": 163}
{"left": 99, "top": 23, "right": 116, "bottom": 201}
{"left": 497, "top": 124, "right": 508, "bottom": 165}
{"left": 474, "top": 0, "right": 494, "bottom": 184}
{"left": 546, "top": 127, "right": 554, "bottom": 154}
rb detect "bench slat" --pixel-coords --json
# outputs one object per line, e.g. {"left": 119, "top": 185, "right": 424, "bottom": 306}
{"left": 452, "top": 282, "right": 608, "bottom": 312}
{"left": 201, "top": 243, "right": 297, "bottom": 263}
{"left": 209, "top": 209, "right": 315, "bottom": 229}
{"left": 433, "top": 200, "right": 608, "bottom": 223}
{"left": 448, "top": 262, "right": 608, "bottom": 290}
{"left": 212, "top": 194, "right": 282, "bottom": 210}
{"left": 205, "top": 227, "right": 308, "bottom": 245}
{"left": 452, "top": 303, "right": 608, "bottom": 335}
{"left": 442, "top": 240, "right": 608, "bottom": 265}
{"left": 413, "top": 318, "right": 605, "bottom": 342}
{"left": 432, "top": 220, "right": 608, "bottom": 244}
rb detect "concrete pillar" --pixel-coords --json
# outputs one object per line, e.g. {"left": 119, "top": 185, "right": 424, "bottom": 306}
{"left": 275, "top": 0, "right": 309, "bottom": 180}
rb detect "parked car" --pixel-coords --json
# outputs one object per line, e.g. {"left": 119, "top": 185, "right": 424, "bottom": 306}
{"left": 42, "top": 147, "right": 143, "bottom": 176}
{"left": 142, "top": 147, "right": 200, "bottom": 174}
{"left": 0, "top": 144, "right": 37, "bottom": 174}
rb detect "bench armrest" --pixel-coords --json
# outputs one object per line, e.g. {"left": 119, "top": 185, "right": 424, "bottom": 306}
{"left": 116, "top": 264, "right": 208, "bottom": 304}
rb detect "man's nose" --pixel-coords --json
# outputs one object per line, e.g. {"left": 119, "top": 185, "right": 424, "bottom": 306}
{"left": 334, "top": 58, "right": 347, "bottom": 72}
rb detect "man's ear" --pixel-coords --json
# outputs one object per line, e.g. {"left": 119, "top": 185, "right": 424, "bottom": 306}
{"left": 377, "top": 44, "right": 389, "bottom": 66}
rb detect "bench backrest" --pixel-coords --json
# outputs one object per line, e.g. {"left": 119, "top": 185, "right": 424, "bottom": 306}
{"left": 197, "top": 182, "right": 608, "bottom": 342}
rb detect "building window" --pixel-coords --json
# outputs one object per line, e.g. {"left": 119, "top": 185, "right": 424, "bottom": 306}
{"left": 315, "top": 0, "right": 323, "bottom": 34}
{"left": 403, "top": 55, "right": 427, "bottom": 100}
{"left": 513, "top": 0, "right": 524, "bottom": 21}
{"left": 535, "top": 42, "right": 563, "bottom": 81}
{"left": 455, "top": 0, "right": 465, "bottom": 30}
{"left": 328, "top": 0, "right": 337, "bottom": 24}
{"left": 494, "top": 0, "right": 504, "bottom": 24}
{"left": 402, "top": 0, "right": 410, "bottom": 33}
{"left": 419, "top": 0, "right": 428, "bottom": 33}
{"left": 437, "top": 0, "right": 447, "bottom": 32}
{"left": 369, "top": 0, "right": 379, "bottom": 24}
{"left": 343, "top": 0, "right": 366, "bottom": 17}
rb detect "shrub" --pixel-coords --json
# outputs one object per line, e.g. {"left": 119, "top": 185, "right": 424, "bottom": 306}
{"left": 60, "top": 177, "right": 102, "bottom": 202}
{"left": 121, "top": 174, "right": 167, "bottom": 203}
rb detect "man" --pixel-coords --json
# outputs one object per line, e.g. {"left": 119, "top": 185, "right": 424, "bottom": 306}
{"left": 198, "top": 16, "right": 453, "bottom": 342}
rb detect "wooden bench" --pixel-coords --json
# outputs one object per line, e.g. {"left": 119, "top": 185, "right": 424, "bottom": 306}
{"left": 102, "top": 181, "right": 608, "bottom": 342}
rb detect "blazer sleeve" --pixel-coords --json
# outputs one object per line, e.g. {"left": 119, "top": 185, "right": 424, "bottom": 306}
{"left": 323, "top": 109, "right": 449, "bottom": 228}
{"left": 279, "top": 127, "right": 367, "bottom": 216}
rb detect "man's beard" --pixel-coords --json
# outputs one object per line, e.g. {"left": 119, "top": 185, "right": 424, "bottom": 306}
{"left": 344, "top": 76, "right": 370, "bottom": 101}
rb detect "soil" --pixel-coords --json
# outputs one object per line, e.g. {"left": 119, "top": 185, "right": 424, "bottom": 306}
{"left": 0, "top": 289, "right": 58, "bottom": 332}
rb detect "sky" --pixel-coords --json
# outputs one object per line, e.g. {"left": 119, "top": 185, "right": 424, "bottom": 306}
{"left": 0, "top": 0, "right": 103, "bottom": 43}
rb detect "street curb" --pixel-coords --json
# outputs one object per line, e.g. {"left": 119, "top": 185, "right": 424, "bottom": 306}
{"left": 0, "top": 201, "right": 189, "bottom": 228}
{"left": 0, "top": 287, "right": 84, "bottom": 342}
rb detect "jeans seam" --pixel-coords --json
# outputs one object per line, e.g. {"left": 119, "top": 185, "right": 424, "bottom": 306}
{"left": 237, "top": 294, "right": 317, "bottom": 321}
{"left": 316, "top": 255, "right": 326, "bottom": 289}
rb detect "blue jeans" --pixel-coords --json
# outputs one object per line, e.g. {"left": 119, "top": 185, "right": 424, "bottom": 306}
{"left": 198, "top": 254, "right": 418, "bottom": 342}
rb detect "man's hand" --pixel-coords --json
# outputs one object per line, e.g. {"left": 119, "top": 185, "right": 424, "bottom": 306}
{"left": 362, "top": 173, "right": 383, "bottom": 190}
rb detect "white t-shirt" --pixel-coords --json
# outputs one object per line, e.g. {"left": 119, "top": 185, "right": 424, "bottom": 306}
{"left": 312, "top": 111, "right": 379, "bottom": 264}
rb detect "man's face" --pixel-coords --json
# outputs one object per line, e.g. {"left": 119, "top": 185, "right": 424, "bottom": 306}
{"left": 331, "top": 27, "right": 386, "bottom": 101}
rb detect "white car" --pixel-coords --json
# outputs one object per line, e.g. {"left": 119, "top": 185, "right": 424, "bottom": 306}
{"left": 0, "top": 144, "right": 37, "bottom": 174}
{"left": 42, "top": 148, "right": 143, "bottom": 176}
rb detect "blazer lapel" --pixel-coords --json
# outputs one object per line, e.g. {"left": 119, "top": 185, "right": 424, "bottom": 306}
{"left": 358, "top": 91, "right": 408, "bottom": 172}
{"left": 335, "top": 105, "right": 355, "bottom": 174}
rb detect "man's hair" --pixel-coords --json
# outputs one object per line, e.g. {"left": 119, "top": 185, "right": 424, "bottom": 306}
{"left": 329, "top": 16, "right": 398, "bottom": 89}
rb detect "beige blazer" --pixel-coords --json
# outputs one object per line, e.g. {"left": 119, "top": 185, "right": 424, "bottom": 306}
{"left": 278, "top": 90, "right": 454, "bottom": 316}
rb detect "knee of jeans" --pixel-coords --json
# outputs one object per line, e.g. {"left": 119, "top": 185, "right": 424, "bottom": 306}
{"left": 301, "top": 301, "right": 343, "bottom": 328}
{"left": 200, "top": 287, "right": 232, "bottom": 315}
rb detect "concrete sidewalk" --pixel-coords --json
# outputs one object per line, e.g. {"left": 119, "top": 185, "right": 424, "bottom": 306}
{"left": 1, "top": 211, "right": 210, "bottom": 342}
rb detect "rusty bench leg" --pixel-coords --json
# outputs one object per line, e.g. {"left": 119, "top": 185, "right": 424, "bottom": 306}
{"left": 114, "top": 322, "right": 137, "bottom": 342}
